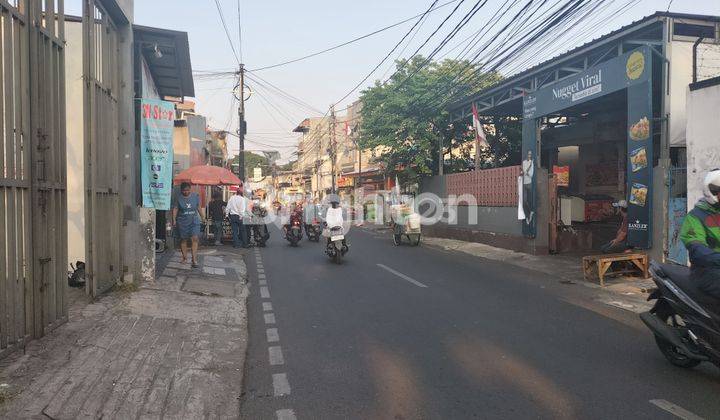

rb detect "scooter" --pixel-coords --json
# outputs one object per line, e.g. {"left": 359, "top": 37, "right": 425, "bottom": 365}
{"left": 325, "top": 225, "right": 348, "bottom": 264}
{"left": 639, "top": 262, "right": 720, "bottom": 369}
{"left": 285, "top": 210, "right": 303, "bottom": 247}
{"left": 305, "top": 218, "right": 322, "bottom": 242}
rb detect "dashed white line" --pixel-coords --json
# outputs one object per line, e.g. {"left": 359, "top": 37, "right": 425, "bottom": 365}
{"left": 269, "top": 346, "right": 285, "bottom": 365}
{"left": 266, "top": 328, "right": 279, "bottom": 343}
{"left": 263, "top": 302, "right": 273, "bottom": 311}
{"left": 377, "top": 263, "right": 429, "bottom": 288}
{"left": 276, "top": 409, "right": 297, "bottom": 420}
{"left": 650, "top": 400, "right": 704, "bottom": 420}
{"left": 258, "top": 273, "right": 267, "bottom": 279}
{"left": 272, "top": 373, "right": 291, "bottom": 396}
{"left": 264, "top": 313, "right": 276, "bottom": 324}
{"left": 260, "top": 286, "right": 270, "bottom": 298}
{"left": 257, "top": 268, "right": 265, "bottom": 274}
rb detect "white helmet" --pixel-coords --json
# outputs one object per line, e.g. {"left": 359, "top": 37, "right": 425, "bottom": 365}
{"left": 703, "top": 169, "right": 720, "bottom": 205}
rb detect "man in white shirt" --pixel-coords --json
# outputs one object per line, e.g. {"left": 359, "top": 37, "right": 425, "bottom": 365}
{"left": 226, "top": 188, "right": 249, "bottom": 248}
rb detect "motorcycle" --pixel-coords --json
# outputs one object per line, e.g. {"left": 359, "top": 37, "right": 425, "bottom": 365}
{"left": 285, "top": 210, "right": 303, "bottom": 247}
{"left": 325, "top": 225, "right": 348, "bottom": 264}
{"left": 306, "top": 218, "right": 322, "bottom": 242}
{"left": 249, "top": 203, "right": 270, "bottom": 247}
{"left": 640, "top": 261, "right": 720, "bottom": 369}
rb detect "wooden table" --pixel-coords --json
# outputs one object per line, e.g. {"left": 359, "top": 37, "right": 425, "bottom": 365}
{"left": 582, "top": 252, "right": 649, "bottom": 287}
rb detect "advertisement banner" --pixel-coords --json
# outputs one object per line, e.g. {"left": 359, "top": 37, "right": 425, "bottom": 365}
{"left": 626, "top": 80, "right": 653, "bottom": 248}
{"left": 140, "top": 98, "right": 175, "bottom": 210}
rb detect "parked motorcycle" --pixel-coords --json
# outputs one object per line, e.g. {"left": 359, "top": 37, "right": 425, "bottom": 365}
{"left": 306, "top": 218, "right": 322, "bottom": 242}
{"left": 325, "top": 225, "right": 348, "bottom": 264}
{"left": 285, "top": 209, "right": 304, "bottom": 247}
{"left": 640, "top": 262, "right": 720, "bottom": 369}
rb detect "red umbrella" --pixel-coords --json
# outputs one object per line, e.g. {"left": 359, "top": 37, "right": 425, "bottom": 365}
{"left": 174, "top": 165, "right": 242, "bottom": 186}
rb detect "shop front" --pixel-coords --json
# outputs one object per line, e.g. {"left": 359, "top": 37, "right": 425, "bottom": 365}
{"left": 522, "top": 47, "right": 654, "bottom": 254}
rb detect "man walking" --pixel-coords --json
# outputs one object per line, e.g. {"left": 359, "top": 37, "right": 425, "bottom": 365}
{"left": 208, "top": 190, "right": 226, "bottom": 246}
{"left": 226, "top": 187, "right": 248, "bottom": 248}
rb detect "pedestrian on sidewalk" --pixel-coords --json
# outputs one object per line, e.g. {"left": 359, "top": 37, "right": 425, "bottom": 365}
{"left": 172, "top": 182, "right": 205, "bottom": 268}
{"left": 226, "top": 186, "right": 249, "bottom": 248}
{"left": 209, "top": 189, "right": 227, "bottom": 245}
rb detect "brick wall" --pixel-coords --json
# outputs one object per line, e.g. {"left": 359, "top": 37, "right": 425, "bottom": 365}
{"left": 445, "top": 166, "right": 521, "bottom": 206}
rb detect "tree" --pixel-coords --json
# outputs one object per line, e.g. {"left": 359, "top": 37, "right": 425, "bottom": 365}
{"left": 358, "top": 56, "right": 502, "bottom": 184}
{"left": 232, "top": 152, "right": 270, "bottom": 180}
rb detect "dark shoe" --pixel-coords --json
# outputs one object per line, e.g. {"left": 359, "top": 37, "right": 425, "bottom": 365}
{"left": 191, "top": 262, "right": 199, "bottom": 268}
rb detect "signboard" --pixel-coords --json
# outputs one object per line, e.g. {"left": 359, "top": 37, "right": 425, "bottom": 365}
{"left": 521, "top": 47, "right": 653, "bottom": 247}
{"left": 140, "top": 98, "right": 175, "bottom": 210}
{"left": 553, "top": 166, "right": 570, "bottom": 187}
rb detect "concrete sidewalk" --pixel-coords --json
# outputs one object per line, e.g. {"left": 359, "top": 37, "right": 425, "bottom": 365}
{"left": 0, "top": 247, "right": 248, "bottom": 419}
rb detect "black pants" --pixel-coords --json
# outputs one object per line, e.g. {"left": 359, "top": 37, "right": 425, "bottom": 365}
{"left": 523, "top": 183, "right": 533, "bottom": 221}
{"left": 693, "top": 267, "right": 720, "bottom": 300}
{"left": 601, "top": 241, "right": 631, "bottom": 254}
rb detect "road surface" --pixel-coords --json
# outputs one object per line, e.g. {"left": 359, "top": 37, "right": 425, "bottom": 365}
{"left": 240, "top": 225, "right": 719, "bottom": 419}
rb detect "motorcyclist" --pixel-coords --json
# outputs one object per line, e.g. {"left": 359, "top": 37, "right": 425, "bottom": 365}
{"left": 680, "top": 169, "right": 720, "bottom": 303}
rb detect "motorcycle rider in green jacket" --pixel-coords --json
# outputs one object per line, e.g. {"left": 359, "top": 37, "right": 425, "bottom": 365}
{"left": 680, "top": 169, "right": 720, "bottom": 300}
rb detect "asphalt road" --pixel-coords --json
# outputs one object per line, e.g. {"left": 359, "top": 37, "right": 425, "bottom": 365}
{"left": 240, "top": 225, "right": 720, "bottom": 420}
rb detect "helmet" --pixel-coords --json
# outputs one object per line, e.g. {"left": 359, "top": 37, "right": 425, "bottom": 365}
{"left": 704, "top": 169, "right": 720, "bottom": 205}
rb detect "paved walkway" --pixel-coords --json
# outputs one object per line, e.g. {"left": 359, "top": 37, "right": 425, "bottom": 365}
{"left": 0, "top": 247, "right": 248, "bottom": 419}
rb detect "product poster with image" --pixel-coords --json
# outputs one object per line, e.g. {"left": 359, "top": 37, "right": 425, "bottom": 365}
{"left": 626, "top": 79, "right": 653, "bottom": 248}
{"left": 140, "top": 98, "right": 175, "bottom": 210}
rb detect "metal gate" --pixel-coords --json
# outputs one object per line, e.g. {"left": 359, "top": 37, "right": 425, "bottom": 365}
{"left": 1, "top": 0, "right": 67, "bottom": 356}
{"left": 83, "top": 0, "right": 121, "bottom": 296}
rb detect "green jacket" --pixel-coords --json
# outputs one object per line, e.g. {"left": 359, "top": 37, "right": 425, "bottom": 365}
{"left": 680, "top": 200, "right": 720, "bottom": 268}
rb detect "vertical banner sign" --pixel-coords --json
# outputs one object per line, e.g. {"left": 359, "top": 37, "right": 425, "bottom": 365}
{"left": 626, "top": 50, "right": 653, "bottom": 247}
{"left": 140, "top": 98, "right": 175, "bottom": 210}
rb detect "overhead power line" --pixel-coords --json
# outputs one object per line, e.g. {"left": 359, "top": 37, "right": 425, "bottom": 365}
{"left": 212, "top": 0, "right": 241, "bottom": 65}
{"left": 249, "top": 0, "right": 461, "bottom": 71}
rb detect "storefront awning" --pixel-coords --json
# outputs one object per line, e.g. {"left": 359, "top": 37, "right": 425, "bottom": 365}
{"left": 134, "top": 25, "right": 195, "bottom": 98}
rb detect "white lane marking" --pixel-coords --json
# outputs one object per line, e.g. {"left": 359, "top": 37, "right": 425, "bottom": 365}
{"left": 257, "top": 268, "right": 265, "bottom": 274}
{"left": 377, "top": 264, "right": 428, "bottom": 288}
{"left": 650, "top": 400, "right": 704, "bottom": 420}
{"left": 269, "top": 346, "right": 285, "bottom": 365}
{"left": 260, "top": 286, "right": 270, "bottom": 298}
{"left": 257, "top": 265, "right": 264, "bottom": 270}
{"left": 272, "top": 373, "right": 291, "bottom": 396}
{"left": 267, "top": 328, "right": 279, "bottom": 342}
{"left": 264, "top": 313, "right": 276, "bottom": 324}
{"left": 276, "top": 409, "right": 297, "bottom": 420}
{"left": 258, "top": 273, "right": 267, "bottom": 279}
{"left": 263, "top": 302, "right": 273, "bottom": 311}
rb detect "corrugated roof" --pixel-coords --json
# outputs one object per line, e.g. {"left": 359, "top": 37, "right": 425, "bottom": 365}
{"left": 134, "top": 24, "right": 195, "bottom": 98}
{"left": 450, "top": 11, "right": 720, "bottom": 111}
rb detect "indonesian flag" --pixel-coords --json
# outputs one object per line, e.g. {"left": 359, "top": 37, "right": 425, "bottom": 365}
{"left": 472, "top": 102, "right": 488, "bottom": 147}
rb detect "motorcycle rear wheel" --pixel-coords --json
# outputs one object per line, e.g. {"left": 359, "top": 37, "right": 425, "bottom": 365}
{"left": 654, "top": 313, "right": 701, "bottom": 368}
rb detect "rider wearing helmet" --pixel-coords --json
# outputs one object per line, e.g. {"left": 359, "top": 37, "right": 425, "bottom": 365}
{"left": 680, "top": 169, "right": 720, "bottom": 300}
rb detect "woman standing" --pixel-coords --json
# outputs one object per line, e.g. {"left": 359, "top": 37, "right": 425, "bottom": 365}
{"left": 172, "top": 182, "right": 205, "bottom": 268}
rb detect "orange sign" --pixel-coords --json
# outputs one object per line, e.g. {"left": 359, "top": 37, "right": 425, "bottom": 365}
{"left": 553, "top": 166, "right": 570, "bottom": 187}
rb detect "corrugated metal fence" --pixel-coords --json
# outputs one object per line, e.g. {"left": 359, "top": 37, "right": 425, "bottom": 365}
{"left": 1, "top": 0, "right": 67, "bottom": 357}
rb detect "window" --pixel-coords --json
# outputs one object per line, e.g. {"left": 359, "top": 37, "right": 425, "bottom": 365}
{"left": 673, "top": 23, "right": 716, "bottom": 38}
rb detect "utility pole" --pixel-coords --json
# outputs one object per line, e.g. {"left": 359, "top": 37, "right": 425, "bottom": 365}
{"left": 438, "top": 136, "right": 444, "bottom": 176}
{"left": 236, "top": 64, "right": 246, "bottom": 182}
{"left": 329, "top": 104, "right": 337, "bottom": 193}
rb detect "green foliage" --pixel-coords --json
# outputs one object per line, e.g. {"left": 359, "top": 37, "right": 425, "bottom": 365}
{"left": 477, "top": 117, "right": 523, "bottom": 169}
{"left": 233, "top": 152, "right": 270, "bottom": 179}
{"left": 358, "top": 56, "right": 502, "bottom": 183}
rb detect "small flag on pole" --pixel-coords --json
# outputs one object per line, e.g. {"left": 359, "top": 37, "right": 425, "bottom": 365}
{"left": 472, "top": 102, "right": 488, "bottom": 147}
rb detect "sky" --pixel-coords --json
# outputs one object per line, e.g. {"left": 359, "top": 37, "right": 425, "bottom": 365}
{"left": 68, "top": 0, "right": 720, "bottom": 162}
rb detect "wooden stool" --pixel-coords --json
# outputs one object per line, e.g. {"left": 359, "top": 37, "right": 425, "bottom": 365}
{"left": 582, "top": 253, "right": 649, "bottom": 287}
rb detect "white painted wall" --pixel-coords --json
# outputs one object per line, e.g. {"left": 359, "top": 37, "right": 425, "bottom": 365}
{"left": 686, "top": 82, "right": 720, "bottom": 208}
{"left": 668, "top": 40, "right": 720, "bottom": 146}
{"left": 65, "top": 21, "right": 85, "bottom": 266}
